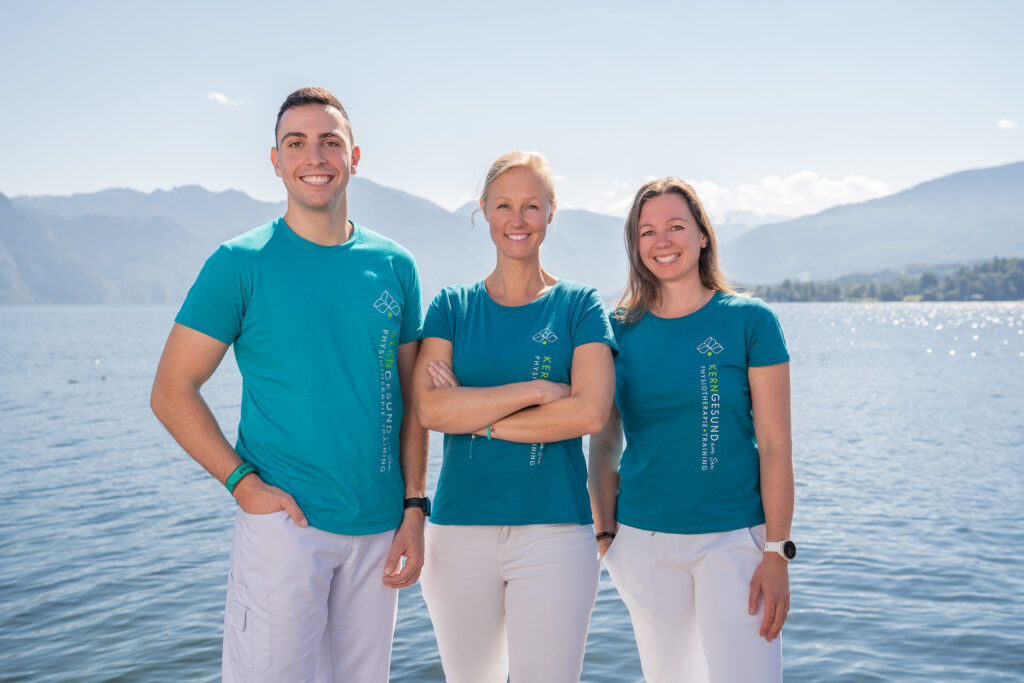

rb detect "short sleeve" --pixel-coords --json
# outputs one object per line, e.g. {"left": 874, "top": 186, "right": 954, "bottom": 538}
{"left": 747, "top": 301, "right": 790, "bottom": 367}
{"left": 422, "top": 288, "right": 455, "bottom": 342}
{"left": 398, "top": 255, "right": 424, "bottom": 345}
{"left": 570, "top": 288, "right": 618, "bottom": 355}
{"left": 174, "top": 246, "right": 248, "bottom": 344}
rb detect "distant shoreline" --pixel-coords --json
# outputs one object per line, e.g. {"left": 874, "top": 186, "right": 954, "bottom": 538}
{"left": 749, "top": 257, "right": 1022, "bottom": 303}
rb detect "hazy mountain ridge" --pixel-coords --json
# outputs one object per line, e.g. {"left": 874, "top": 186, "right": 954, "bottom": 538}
{"left": 0, "top": 179, "right": 630, "bottom": 303}
{"left": 721, "top": 162, "right": 1024, "bottom": 284}
{"left": 12, "top": 185, "right": 286, "bottom": 246}
{"left": 715, "top": 210, "right": 790, "bottom": 245}
{"left": 0, "top": 197, "right": 208, "bottom": 303}
{"left": 2, "top": 162, "right": 1022, "bottom": 303}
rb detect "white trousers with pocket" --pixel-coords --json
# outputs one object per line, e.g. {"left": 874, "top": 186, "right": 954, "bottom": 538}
{"left": 420, "top": 522, "right": 600, "bottom": 683}
{"left": 221, "top": 509, "right": 398, "bottom": 683}
{"left": 603, "top": 523, "right": 782, "bottom": 683}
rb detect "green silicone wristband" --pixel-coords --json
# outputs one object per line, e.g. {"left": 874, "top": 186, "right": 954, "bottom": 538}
{"left": 225, "top": 462, "right": 256, "bottom": 493}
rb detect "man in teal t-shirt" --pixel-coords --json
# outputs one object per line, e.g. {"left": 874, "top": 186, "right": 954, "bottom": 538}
{"left": 151, "top": 88, "right": 427, "bottom": 683}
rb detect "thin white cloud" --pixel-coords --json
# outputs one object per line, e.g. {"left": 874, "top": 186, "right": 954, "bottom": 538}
{"left": 208, "top": 91, "right": 248, "bottom": 106}
{"left": 588, "top": 171, "right": 891, "bottom": 220}
{"left": 691, "top": 172, "right": 890, "bottom": 221}
{"left": 997, "top": 118, "right": 1018, "bottom": 130}
{"left": 586, "top": 179, "right": 641, "bottom": 216}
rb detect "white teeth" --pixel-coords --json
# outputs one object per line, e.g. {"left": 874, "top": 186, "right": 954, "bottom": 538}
{"left": 301, "top": 175, "right": 331, "bottom": 186}
{"left": 654, "top": 254, "right": 680, "bottom": 263}
{"left": 506, "top": 233, "right": 528, "bottom": 241}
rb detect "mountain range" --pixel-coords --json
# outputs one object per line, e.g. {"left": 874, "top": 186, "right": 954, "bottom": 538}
{"left": 1, "top": 161, "right": 1021, "bottom": 304}
{"left": 720, "top": 162, "right": 1024, "bottom": 283}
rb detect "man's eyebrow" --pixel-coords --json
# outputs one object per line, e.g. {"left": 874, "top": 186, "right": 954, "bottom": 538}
{"left": 281, "top": 131, "right": 345, "bottom": 142}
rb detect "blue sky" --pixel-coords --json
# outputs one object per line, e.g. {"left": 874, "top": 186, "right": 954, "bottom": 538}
{"left": 1, "top": 0, "right": 1021, "bottom": 219}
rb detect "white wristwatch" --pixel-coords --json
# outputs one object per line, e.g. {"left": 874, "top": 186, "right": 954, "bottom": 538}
{"left": 763, "top": 540, "right": 797, "bottom": 561}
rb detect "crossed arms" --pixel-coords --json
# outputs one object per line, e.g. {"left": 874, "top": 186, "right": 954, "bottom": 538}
{"left": 412, "top": 336, "right": 615, "bottom": 443}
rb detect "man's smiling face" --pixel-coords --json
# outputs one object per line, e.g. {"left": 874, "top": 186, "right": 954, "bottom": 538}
{"left": 271, "top": 104, "right": 359, "bottom": 214}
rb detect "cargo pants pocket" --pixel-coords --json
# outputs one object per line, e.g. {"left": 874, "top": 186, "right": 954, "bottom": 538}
{"left": 226, "top": 575, "right": 271, "bottom": 674}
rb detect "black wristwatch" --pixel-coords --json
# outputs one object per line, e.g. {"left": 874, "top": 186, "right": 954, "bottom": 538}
{"left": 403, "top": 497, "right": 431, "bottom": 517}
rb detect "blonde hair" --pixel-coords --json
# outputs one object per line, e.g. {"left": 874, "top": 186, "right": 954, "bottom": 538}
{"left": 479, "top": 151, "right": 556, "bottom": 207}
{"left": 616, "top": 178, "right": 737, "bottom": 324}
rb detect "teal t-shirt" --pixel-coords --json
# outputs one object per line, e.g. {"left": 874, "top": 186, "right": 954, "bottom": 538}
{"left": 423, "top": 279, "right": 617, "bottom": 526}
{"left": 612, "top": 292, "right": 789, "bottom": 534}
{"left": 175, "top": 218, "right": 423, "bottom": 535}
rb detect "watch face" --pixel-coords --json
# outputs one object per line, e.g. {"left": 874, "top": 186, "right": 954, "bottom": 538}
{"left": 783, "top": 541, "right": 797, "bottom": 560}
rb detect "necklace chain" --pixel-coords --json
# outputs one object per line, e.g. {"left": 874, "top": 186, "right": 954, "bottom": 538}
{"left": 655, "top": 287, "right": 708, "bottom": 317}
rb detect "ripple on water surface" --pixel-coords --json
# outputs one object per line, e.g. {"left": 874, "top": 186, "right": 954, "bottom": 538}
{"left": 1, "top": 303, "right": 1022, "bottom": 681}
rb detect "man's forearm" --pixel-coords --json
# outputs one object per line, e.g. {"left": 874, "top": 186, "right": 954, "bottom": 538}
{"left": 399, "top": 405, "right": 428, "bottom": 498}
{"left": 152, "top": 380, "right": 305, "bottom": 521}
{"left": 397, "top": 340, "right": 428, "bottom": 499}
{"left": 151, "top": 382, "right": 241, "bottom": 484}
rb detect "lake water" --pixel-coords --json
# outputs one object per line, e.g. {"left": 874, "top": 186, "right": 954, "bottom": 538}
{"left": 1, "top": 302, "right": 1022, "bottom": 682}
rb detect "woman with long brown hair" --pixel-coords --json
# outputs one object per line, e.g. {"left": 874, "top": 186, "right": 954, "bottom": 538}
{"left": 589, "top": 178, "right": 795, "bottom": 682}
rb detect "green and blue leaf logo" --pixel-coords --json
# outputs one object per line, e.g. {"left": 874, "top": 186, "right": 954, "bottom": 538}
{"left": 532, "top": 328, "right": 558, "bottom": 345}
{"left": 697, "top": 336, "right": 724, "bottom": 356}
{"left": 374, "top": 291, "right": 401, "bottom": 318}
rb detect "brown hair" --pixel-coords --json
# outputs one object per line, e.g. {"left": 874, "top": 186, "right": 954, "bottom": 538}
{"left": 615, "top": 178, "right": 737, "bottom": 324}
{"left": 275, "top": 87, "right": 352, "bottom": 144}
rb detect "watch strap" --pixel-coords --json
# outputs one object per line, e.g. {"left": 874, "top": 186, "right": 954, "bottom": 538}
{"left": 403, "top": 497, "right": 431, "bottom": 517}
{"left": 763, "top": 539, "right": 797, "bottom": 561}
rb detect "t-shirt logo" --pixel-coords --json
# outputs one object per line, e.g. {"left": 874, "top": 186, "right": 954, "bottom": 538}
{"left": 532, "top": 328, "right": 558, "bottom": 345}
{"left": 373, "top": 291, "right": 401, "bottom": 318}
{"left": 697, "top": 336, "right": 724, "bottom": 356}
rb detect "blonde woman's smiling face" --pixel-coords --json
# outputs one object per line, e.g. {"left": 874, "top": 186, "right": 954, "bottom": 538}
{"left": 482, "top": 166, "right": 555, "bottom": 260}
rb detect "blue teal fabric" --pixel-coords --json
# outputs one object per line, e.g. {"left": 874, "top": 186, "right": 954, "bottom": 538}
{"left": 175, "top": 219, "right": 422, "bottom": 535}
{"left": 423, "top": 279, "right": 617, "bottom": 525}
{"left": 612, "top": 292, "right": 789, "bottom": 534}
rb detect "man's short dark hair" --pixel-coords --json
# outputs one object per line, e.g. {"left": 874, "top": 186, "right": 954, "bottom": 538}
{"left": 275, "top": 87, "right": 352, "bottom": 144}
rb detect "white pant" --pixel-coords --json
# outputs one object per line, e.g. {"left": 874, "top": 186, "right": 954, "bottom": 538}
{"left": 604, "top": 523, "right": 782, "bottom": 683}
{"left": 420, "top": 523, "right": 600, "bottom": 683}
{"left": 222, "top": 509, "right": 398, "bottom": 683}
